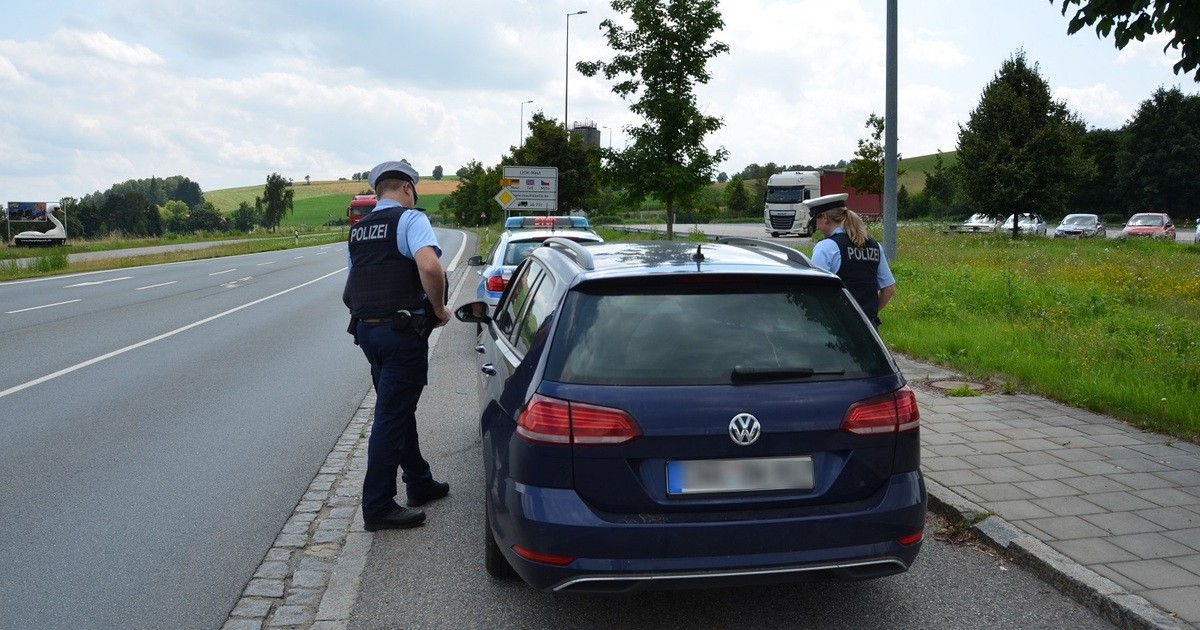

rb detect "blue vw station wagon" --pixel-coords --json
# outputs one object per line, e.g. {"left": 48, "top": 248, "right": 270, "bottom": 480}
{"left": 454, "top": 237, "right": 926, "bottom": 594}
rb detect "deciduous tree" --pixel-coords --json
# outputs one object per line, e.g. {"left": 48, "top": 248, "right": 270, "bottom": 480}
{"left": 956, "top": 51, "right": 1092, "bottom": 236}
{"left": 578, "top": 0, "right": 729, "bottom": 239}
{"left": 1054, "top": 0, "right": 1200, "bottom": 81}
{"left": 256, "top": 172, "right": 294, "bottom": 231}
{"left": 512, "top": 112, "right": 599, "bottom": 213}
{"left": 1118, "top": 86, "right": 1200, "bottom": 219}
{"left": 845, "top": 113, "right": 904, "bottom": 196}
{"left": 724, "top": 174, "right": 750, "bottom": 217}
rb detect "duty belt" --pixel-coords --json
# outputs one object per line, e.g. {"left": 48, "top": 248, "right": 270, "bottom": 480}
{"left": 359, "top": 310, "right": 429, "bottom": 335}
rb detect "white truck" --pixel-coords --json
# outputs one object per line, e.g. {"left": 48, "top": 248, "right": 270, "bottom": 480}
{"left": 763, "top": 171, "right": 820, "bottom": 237}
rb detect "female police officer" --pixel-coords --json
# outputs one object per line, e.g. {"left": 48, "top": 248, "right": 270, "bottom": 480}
{"left": 343, "top": 160, "right": 452, "bottom": 530}
{"left": 807, "top": 193, "right": 896, "bottom": 327}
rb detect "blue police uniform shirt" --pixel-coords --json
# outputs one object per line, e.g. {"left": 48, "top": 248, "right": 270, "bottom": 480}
{"left": 811, "top": 227, "right": 896, "bottom": 289}
{"left": 346, "top": 199, "right": 442, "bottom": 267}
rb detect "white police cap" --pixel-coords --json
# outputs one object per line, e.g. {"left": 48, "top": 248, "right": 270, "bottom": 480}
{"left": 805, "top": 193, "right": 849, "bottom": 217}
{"left": 368, "top": 161, "right": 419, "bottom": 190}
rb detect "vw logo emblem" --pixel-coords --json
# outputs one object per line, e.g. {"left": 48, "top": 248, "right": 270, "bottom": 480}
{"left": 728, "top": 413, "right": 761, "bottom": 446}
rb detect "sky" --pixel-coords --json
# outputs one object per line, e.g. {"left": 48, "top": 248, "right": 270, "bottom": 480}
{"left": 2, "top": 0, "right": 1198, "bottom": 203}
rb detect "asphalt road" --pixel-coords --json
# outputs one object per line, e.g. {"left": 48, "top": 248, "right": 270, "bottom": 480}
{"left": 345, "top": 230, "right": 1114, "bottom": 630}
{"left": 0, "top": 232, "right": 464, "bottom": 630}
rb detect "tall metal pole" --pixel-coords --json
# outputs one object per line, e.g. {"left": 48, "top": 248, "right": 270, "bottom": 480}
{"left": 883, "top": 0, "right": 898, "bottom": 261}
{"left": 565, "top": 10, "right": 587, "bottom": 132}
{"left": 601, "top": 125, "right": 612, "bottom": 149}
{"left": 519, "top": 100, "right": 533, "bottom": 145}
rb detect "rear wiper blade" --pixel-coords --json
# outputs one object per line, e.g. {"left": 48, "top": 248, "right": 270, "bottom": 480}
{"left": 731, "top": 366, "right": 846, "bottom": 384}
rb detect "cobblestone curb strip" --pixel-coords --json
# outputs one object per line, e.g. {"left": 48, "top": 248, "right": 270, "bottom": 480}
{"left": 222, "top": 394, "right": 375, "bottom": 630}
{"left": 927, "top": 479, "right": 1189, "bottom": 630}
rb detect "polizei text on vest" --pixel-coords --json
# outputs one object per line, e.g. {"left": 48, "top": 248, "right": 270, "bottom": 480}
{"left": 351, "top": 223, "right": 389, "bottom": 242}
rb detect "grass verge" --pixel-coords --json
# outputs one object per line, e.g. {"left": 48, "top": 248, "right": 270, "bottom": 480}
{"left": 0, "top": 233, "right": 345, "bottom": 282}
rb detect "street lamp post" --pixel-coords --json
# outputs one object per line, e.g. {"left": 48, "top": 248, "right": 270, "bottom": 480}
{"left": 519, "top": 100, "right": 533, "bottom": 145}
{"left": 601, "top": 125, "right": 612, "bottom": 149}
{"left": 565, "top": 10, "right": 587, "bottom": 132}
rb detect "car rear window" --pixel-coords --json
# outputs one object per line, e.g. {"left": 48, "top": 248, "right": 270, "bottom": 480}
{"left": 543, "top": 278, "right": 892, "bottom": 386}
{"left": 504, "top": 241, "right": 542, "bottom": 266}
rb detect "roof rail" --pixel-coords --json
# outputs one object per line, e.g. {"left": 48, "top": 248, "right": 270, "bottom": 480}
{"left": 715, "top": 237, "right": 814, "bottom": 269}
{"left": 542, "top": 236, "right": 596, "bottom": 270}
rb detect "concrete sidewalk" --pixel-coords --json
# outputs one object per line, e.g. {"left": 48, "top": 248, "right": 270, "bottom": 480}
{"left": 223, "top": 350, "right": 1200, "bottom": 630}
{"left": 898, "top": 355, "right": 1198, "bottom": 629}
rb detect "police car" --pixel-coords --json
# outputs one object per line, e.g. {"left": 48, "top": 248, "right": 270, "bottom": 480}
{"left": 468, "top": 216, "right": 603, "bottom": 307}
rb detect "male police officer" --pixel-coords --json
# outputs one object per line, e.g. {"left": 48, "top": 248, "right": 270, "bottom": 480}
{"left": 807, "top": 193, "right": 896, "bottom": 326}
{"left": 344, "top": 160, "right": 452, "bottom": 530}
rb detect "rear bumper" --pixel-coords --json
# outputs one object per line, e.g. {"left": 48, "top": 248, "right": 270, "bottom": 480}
{"left": 491, "top": 469, "right": 927, "bottom": 593}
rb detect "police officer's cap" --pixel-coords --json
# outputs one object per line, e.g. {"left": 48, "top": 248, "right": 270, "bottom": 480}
{"left": 368, "top": 161, "right": 419, "bottom": 190}
{"left": 805, "top": 193, "right": 849, "bottom": 218}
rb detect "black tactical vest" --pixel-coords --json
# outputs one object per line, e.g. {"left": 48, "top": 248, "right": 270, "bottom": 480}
{"left": 829, "top": 232, "right": 882, "bottom": 322}
{"left": 342, "top": 207, "right": 423, "bottom": 318}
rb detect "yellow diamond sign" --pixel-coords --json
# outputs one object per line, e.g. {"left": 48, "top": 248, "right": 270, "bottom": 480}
{"left": 494, "top": 188, "right": 515, "bottom": 209}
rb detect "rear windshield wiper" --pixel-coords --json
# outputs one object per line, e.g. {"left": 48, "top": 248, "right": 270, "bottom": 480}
{"left": 731, "top": 366, "right": 846, "bottom": 384}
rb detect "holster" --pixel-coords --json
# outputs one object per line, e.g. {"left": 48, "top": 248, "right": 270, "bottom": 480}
{"left": 347, "top": 316, "right": 360, "bottom": 345}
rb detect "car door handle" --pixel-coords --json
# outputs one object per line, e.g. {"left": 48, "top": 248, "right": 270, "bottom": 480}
{"left": 480, "top": 363, "right": 496, "bottom": 376}
{"left": 475, "top": 344, "right": 486, "bottom": 354}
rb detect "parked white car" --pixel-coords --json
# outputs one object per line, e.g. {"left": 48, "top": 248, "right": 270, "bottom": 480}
{"left": 1000, "top": 213, "right": 1048, "bottom": 236}
{"left": 958, "top": 213, "right": 1002, "bottom": 233}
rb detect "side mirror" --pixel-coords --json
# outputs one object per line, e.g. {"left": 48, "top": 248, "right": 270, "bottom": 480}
{"left": 467, "top": 255, "right": 485, "bottom": 266}
{"left": 455, "top": 301, "right": 491, "bottom": 324}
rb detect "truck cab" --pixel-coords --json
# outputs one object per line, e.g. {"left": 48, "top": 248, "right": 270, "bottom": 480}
{"left": 346, "top": 195, "right": 377, "bottom": 227}
{"left": 763, "top": 171, "right": 820, "bottom": 237}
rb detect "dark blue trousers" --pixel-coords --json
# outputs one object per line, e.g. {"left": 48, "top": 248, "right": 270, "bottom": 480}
{"left": 356, "top": 322, "right": 434, "bottom": 519}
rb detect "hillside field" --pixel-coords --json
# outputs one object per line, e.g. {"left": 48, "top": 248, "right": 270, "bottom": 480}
{"left": 207, "top": 179, "right": 460, "bottom": 227}
{"left": 203, "top": 152, "right": 950, "bottom": 221}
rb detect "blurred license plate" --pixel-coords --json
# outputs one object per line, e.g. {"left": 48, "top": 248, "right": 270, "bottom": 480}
{"left": 666, "top": 456, "right": 814, "bottom": 495}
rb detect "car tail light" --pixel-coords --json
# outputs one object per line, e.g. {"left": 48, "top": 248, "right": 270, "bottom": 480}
{"left": 898, "top": 530, "right": 924, "bottom": 546}
{"left": 517, "top": 394, "right": 641, "bottom": 445}
{"left": 485, "top": 274, "right": 508, "bottom": 293}
{"left": 842, "top": 387, "right": 920, "bottom": 435}
{"left": 512, "top": 544, "right": 575, "bottom": 566}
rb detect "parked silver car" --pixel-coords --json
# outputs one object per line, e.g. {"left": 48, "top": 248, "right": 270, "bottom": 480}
{"left": 1054, "top": 213, "right": 1105, "bottom": 238}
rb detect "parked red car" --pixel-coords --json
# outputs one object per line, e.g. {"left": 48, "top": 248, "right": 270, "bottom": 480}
{"left": 1121, "top": 213, "right": 1176, "bottom": 240}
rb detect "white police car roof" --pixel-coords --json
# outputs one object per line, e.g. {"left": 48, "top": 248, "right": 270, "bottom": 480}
{"left": 504, "top": 216, "right": 591, "bottom": 230}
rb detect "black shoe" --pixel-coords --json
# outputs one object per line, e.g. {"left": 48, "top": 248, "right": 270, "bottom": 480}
{"left": 363, "top": 506, "right": 426, "bottom": 531}
{"left": 406, "top": 480, "right": 450, "bottom": 507}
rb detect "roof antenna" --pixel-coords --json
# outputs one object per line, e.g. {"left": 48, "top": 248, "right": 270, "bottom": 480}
{"left": 692, "top": 243, "right": 705, "bottom": 263}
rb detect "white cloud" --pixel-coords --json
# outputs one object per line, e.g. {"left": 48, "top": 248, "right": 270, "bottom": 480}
{"left": 1116, "top": 31, "right": 1178, "bottom": 71}
{"left": 1055, "top": 83, "right": 1134, "bottom": 128}
{"left": 62, "top": 29, "right": 163, "bottom": 67}
{"left": 902, "top": 27, "right": 970, "bottom": 70}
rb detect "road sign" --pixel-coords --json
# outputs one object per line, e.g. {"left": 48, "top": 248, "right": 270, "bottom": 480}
{"left": 495, "top": 166, "right": 558, "bottom": 211}
{"left": 493, "top": 189, "right": 555, "bottom": 210}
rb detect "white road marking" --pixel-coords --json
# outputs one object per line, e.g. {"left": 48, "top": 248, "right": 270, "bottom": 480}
{"left": 257, "top": 261, "right": 276, "bottom": 266}
{"left": 0, "top": 268, "right": 347, "bottom": 400}
{"left": 6, "top": 299, "right": 82, "bottom": 314}
{"left": 136, "top": 281, "right": 178, "bottom": 291}
{"left": 209, "top": 269, "right": 238, "bottom": 276}
{"left": 64, "top": 276, "right": 132, "bottom": 288}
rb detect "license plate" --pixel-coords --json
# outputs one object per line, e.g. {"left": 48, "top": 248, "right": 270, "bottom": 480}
{"left": 666, "top": 456, "right": 814, "bottom": 495}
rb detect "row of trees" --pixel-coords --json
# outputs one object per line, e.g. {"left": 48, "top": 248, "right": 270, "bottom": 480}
{"left": 51, "top": 172, "right": 299, "bottom": 240}
{"left": 897, "top": 53, "right": 1200, "bottom": 224}
{"left": 348, "top": 165, "right": 445, "bottom": 182}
